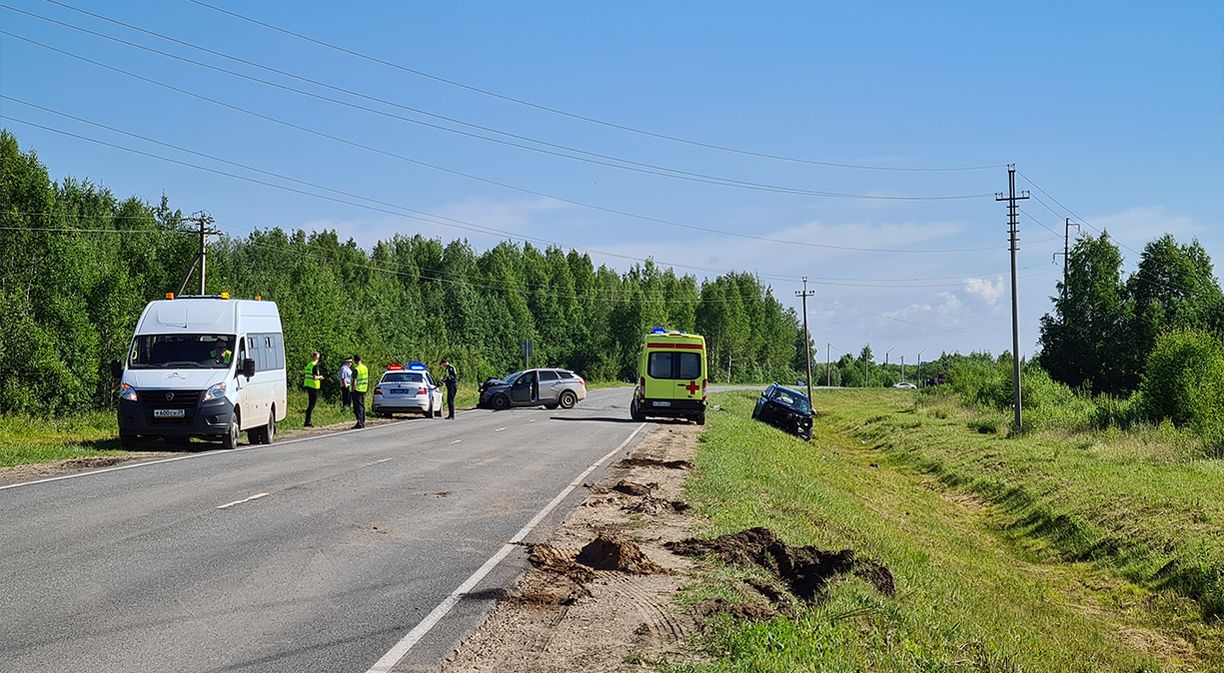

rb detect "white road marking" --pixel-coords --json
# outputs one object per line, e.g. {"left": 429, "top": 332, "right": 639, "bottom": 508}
{"left": 528, "top": 419, "right": 536, "bottom": 423}
{"left": 215, "top": 492, "right": 270, "bottom": 510}
{"left": 494, "top": 427, "right": 506, "bottom": 432}
{"left": 450, "top": 440, "right": 462, "bottom": 445}
{"left": 363, "top": 422, "right": 647, "bottom": 673}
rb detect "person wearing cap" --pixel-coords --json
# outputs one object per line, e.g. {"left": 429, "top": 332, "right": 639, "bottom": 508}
{"left": 338, "top": 357, "right": 354, "bottom": 410}
{"left": 439, "top": 359, "right": 458, "bottom": 419}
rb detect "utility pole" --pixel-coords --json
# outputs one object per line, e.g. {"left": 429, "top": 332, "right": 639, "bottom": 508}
{"left": 917, "top": 350, "right": 925, "bottom": 387}
{"left": 863, "top": 351, "right": 868, "bottom": 388}
{"left": 826, "top": 342, "right": 831, "bottom": 387}
{"left": 901, "top": 355, "right": 905, "bottom": 383}
{"left": 1052, "top": 218, "right": 1080, "bottom": 291}
{"left": 177, "top": 211, "right": 217, "bottom": 296}
{"left": 796, "top": 277, "right": 815, "bottom": 403}
{"left": 996, "top": 165, "right": 1029, "bottom": 432}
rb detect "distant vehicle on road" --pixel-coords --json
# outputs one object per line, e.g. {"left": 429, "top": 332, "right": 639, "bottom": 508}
{"left": 630, "top": 328, "right": 708, "bottom": 425}
{"left": 751, "top": 383, "right": 814, "bottom": 440}
{"left": 372, "top": 362, "right": 444, "bottom": 418}
{"left": 893, "top": 381, "right": 918, "bottom": 389}
{"left": 112, "top": 293, "right": 287, "bottom": 450}
{"left": 479, "top": 368, "right": 586, "bottom": 410}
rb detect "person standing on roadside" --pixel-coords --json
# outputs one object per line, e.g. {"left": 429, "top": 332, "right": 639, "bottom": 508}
{"left": 338, "top": 357, "right": 353, "bottom": 410}
{"left": 303, "top": 351, "right": 324, "bottom": 427}
{"left": 440, "top": 358, "right": 457, "bottom": 419}
{"left": 351, "top": 354, "right": 369, "bottom": 429}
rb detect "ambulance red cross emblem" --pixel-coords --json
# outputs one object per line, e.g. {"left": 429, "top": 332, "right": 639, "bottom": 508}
{"left": 684, "top": 380, "right": 700, "bottom": 395}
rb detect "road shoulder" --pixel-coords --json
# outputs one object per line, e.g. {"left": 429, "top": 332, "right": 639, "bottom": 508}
{"left": 439, "top": 422, "right": 703, "bottom": 671}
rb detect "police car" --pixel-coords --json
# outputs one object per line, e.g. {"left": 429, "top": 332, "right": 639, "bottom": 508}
{"left": 371, "top": 362, "right": 444, "bottom": 418}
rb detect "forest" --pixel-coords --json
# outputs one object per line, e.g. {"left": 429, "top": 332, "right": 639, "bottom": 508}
{"left": 0, "top": 131, "right": 804, "bottom": 415}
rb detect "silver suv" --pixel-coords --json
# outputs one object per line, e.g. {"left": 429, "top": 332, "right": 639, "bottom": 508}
{"left": 478, "top": 368, "right": 587, "bottom": 410}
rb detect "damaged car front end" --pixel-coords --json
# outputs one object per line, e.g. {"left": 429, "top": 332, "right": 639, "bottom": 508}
{"left": 751, "top": 384, "right": 814, "bottom": 441}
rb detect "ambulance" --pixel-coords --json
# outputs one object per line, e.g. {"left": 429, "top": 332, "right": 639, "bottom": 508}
{"left": 630, "top": 328, "right": 708, "bottom": 424}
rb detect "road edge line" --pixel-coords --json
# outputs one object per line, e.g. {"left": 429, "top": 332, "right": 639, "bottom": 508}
{"left": 363, "top": 421, "right": 647, "bottom": 673}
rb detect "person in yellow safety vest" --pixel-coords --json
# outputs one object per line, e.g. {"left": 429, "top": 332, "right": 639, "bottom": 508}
{"left": 209, "top": 338, "right": 233, "bottom": 366}
{"left": 303, "top": 351, "right": 324, "bottom": 427}
{"left": 351, "top": 354, "right": 369, "bottom": 429}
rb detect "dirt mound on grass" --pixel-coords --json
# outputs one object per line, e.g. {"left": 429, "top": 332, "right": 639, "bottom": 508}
{"left": 694, "top": 597, "right": 778, "bottom": 621}
{"left": 623, "top": 497, "right": 690, "bottom": 515}
{"left": 617, "top": 457, "right": 695, "bottom": 470}
{"left": 666, "top": 527, "right": 895, "bottom": 601}
{"left": 575, "top": 534, "right": 668, "bottom": 575}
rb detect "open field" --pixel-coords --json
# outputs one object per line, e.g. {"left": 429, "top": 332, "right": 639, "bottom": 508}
{"left": 670, "top": 389, "right": 1224, "bottom": 672}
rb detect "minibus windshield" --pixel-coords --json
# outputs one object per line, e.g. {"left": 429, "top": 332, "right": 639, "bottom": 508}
{"left": 129, "top": 334, "right": 236, "bottom": 369}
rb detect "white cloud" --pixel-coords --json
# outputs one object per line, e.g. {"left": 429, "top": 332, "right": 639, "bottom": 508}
{"left": 963, "top": 276, "right": 1006, "bottom": 305}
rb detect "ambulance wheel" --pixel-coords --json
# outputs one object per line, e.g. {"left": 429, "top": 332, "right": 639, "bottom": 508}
{"left": 558, "top": 390, "right": 578, "bottom": 409}
{"left": 491, "top": 394, "right": 510, "bottom": 411}
{"left": 694, "top": 412, "right": 706, "bottom": 426}
{"left": 630, "top": 399, "right": 645, "bottom": 422}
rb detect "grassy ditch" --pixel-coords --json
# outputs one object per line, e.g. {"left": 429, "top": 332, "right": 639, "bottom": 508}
{"left": 672, "top": 389, "right": 1224, "bottom": 672}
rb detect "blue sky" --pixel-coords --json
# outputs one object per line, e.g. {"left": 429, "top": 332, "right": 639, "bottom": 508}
{"left": 2, "top": 0, "right": 1221, "bottom": 363}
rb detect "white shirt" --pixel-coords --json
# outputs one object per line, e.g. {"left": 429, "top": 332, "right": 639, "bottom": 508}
{"left": 339, "top": 363, "right": 353, "bottom": 387}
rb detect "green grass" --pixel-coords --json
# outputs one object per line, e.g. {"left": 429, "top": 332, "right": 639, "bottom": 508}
{"left": 668, "top": 389, "right": 1224, "bottom": 673}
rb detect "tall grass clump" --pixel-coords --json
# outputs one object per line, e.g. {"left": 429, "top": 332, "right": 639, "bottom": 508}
{"left": 1137, "top": 329, "right": 1224, "bottom": 456}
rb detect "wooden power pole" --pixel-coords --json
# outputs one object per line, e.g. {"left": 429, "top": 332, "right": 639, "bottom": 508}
{"left": 795, "top": 277, "right": 815, "bottom": 402}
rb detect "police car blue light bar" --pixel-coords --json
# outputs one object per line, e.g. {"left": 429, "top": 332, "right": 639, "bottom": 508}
{"left": 407, "top": 362, "right": 427, "bottom": 371}
{"left": 651, "top": 327, "right": 667, "bottom": 334}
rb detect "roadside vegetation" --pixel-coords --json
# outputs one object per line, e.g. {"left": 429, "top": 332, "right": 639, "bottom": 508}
{"left": 674, "top": 389, "right": 1224, "bottom": 672}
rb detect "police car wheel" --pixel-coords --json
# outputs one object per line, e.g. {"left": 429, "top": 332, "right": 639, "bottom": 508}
{"left": 491, "top": 394, "right": 510, "bottom": 411}
{"left": 558, "top": 391, "right": 577, "bottom": 409}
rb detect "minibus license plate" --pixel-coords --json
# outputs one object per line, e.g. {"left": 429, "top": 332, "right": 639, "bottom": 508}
{"left": 653, "top": 401, "right": 671, "bottom": 407}
{"left": 154, "top": 408, "right": 186, "bottom": 418}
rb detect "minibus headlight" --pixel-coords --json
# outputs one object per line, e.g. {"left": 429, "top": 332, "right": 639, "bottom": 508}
{"left": 119, "top": 383, "right": 137, "bottom": 402}
{"left": 203, "top": 382, "right": 227, "bottom": 402}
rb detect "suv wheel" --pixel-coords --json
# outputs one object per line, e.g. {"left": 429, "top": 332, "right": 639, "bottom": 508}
{"left": 558, "top": 390, "right": 577, "bottom": 409}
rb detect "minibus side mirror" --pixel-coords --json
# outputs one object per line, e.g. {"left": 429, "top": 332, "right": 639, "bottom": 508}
{"left": 242, "top": 358, "right": 256, "bottom": 378}
{"left": 110, "top": 360, "right": 123, "bottom": 379}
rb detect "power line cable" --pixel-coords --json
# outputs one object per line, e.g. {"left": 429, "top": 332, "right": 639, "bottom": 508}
{"left": 0, "top": 5, "right": 992, "bottom": 201}
{"left": 185, "top": 0, "right": 1003, "bottom": 173}
{"left": 1, "top": 114, "right": 811, "bottom": 283}
{"left": 0, "top": 76, "right": 1001, "bottom": 255}
{"left": 3, "top": 99, "right": 1036, "bottom": 285}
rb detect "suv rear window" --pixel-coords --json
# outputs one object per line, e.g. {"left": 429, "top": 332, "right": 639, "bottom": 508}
{"left": 558, "top": 371, "right": 574, "bottom": 379}
{"left": 648, "top": 352, "right": 702, "bottom": 380}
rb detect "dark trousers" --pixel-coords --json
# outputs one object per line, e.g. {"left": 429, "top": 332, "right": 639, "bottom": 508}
{"left": 341, "top": 386, "right": 351, "bottom": 409}
{"left": 352, "top": 391, "right": 366, "bottom": 427}
{"left": 445, "top": 385, "right": 456, "bottom": 418}
{"left": 305, "top": 388, "right": 318, "bottom": 425}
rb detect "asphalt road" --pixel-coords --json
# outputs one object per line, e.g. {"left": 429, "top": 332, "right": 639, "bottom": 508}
{"left": 0, "top": 387, "right": 648, "bottom": 673}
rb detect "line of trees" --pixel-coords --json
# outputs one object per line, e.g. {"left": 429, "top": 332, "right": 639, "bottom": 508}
{"left": 0, "top": 131, "right": 804, "bottom": 415}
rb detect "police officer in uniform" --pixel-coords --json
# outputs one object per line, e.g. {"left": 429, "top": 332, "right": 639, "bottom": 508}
{"left": 440, "top": 359, "right": 457, "bottom": 419}
{"left": 351, "top": 354, "right": 369, "bottom": 429}
{"left": 303, "top": 351, "right": 324, "bottom": 427}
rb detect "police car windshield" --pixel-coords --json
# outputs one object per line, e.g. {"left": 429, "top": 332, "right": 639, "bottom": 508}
{"left": 129, "top": 334, "right": 236, "bottom": 369}
{"left": 381, "top": 372, "right": 424, "bottom": 383}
